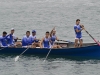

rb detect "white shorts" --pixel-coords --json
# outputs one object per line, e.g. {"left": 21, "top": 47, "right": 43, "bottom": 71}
{"left": 43, "top": 45, "right": 52, "bottom": 48}
{"left": 36, "top": 47, "right": 40, "bottom": 48}
{"left": 0, "top": 44, "right": 8, "bottom": 47}
{"left": 8, "top": 44, "right": 16, "bottom": 47}
{"left": 1, "top": 46, "right": 8, "bottom": 47}
{"left": 75, "top": 38, "right": 82, "bottom": 40}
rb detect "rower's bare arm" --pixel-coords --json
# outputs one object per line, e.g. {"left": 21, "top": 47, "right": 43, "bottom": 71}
{"left": 40, "top": 38, "right": 44, "bottom": 48}
{"left": 50, "top": 27, "right": 56, "bottom": 36}
{"left": 56, "top": 36, "right": 59, "bottom": 41}
{"left": 75, "top": 28, "right": 83, "bottom": 32}
{"left": 80, "top": 25, "right": 85, "bottom": 29}
{"left": 50, "top": 32, "right": 52, "bottom": 37}
{"left": 53, "top": 27, "right": 55, "bottom": 30}
{"left": 80, "top": 25, "right": 84, "bottom": 27}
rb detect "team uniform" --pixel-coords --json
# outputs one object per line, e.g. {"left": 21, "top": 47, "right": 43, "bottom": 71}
{"left": 12, "top": 34, "right": 18, "bottom": 42}
{"left": 30, "top": 35, "right": 36, "bottom": 42}
{"left": 22, "top": 35, "right": 33, "bottom": 47}
{"left": 7, "top": 34, "right": 16, "bottom": 46}
{"left": 74, "top": 25, "right": 82, "bottom": 39}
{"left": 0, "top": 35, "right": 9, "bottom": 47}
{"left": 43, "top": 37, "right": 51, "bottom": 48}
{"left": 30, "top": 35, "right": 39, "bottom": 43}
{"left": 50, "top": 35, "right": 56, "bottom": 46}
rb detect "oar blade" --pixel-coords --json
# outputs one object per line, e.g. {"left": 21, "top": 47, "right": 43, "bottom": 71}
{"left": 15, "top": 56, "right": 19, "bottom": 62}
{"left": 43, "top": 60, "right": 46, "bottom": 63}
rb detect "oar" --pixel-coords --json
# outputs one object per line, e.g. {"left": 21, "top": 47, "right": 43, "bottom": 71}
{"left": 15, "top": 47, "right": 29, "bottom": 62}
{"left": 58, "top": 40, "right": 74, "bottom": 43}
{"left": 84, "top": 28, "right": 100, "bottom": 46}
{"left": 43, "top": 27, "right": 56, "bottom": 62}
{"left": 18, "top": 39, "right": 22, "bottom": 40}
{"left": 0, "top": 47, "right": 6, "bottom": 50}
{"left": 43, "top": 48, "right": 52, "bottom": 62}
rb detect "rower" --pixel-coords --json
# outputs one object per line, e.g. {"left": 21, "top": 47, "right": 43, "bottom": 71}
{"left": 22, "top": 31, "right": 33, "bottom": 48}
{"left": 50, "top": 28, "right": 61, "bottom": 48}
{"left": 31, "top": 30, "right": 41, "bottom": 48}
{"left": 8, "top": 28, "right": 21, "bottom": 47}
{"left": 74, "top": 19, "right": 84, "bottom": 48}
{"left": 10, "top": 28, "right": 22, "bottom": 47}
{"left": 7, "top": 28, "right": 19, "bottom": 47}
{"left": 0, "top": 31, "right": 9, "bottom": 47}
{"left": 40, "top": 31, "right": 51, "bottom": 48}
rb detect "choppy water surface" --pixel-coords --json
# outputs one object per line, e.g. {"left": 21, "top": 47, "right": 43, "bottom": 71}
{"left": 0, "top": 55, "right": 100, "bottom": 75}
{"left": 0, "top": 0, "right": 100, "bottom": 75}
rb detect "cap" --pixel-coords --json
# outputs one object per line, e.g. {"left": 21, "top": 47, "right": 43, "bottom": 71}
{"left": 32, "top": 30, "right": 36, "bottom": 33}
{"left": 11, "top": 28, "right": 14, "bottom": 31}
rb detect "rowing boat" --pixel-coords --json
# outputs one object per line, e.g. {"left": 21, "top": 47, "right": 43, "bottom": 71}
{"left": 0, "top": 42, "right": 100, "bottom": 59}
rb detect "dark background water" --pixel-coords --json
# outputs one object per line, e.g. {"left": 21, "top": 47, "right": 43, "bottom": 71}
{"left": 0, "top": 0, "right": 100, "bottom": 75}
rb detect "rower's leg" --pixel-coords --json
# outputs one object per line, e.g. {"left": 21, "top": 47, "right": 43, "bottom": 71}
{"left": 39, "top": 42, "right": 43, "bottom": 48}
{"left": 31, "top": 43, "right": 36, "bottom": 48}
{"left": 74, "top": 39, "right": 78, "bottom": 48}
{"left": 52, "top": 45, "right": 57, "bottom": 49}
{"left": 32, "top": 45, "right": 36, "bottom": 48}
{"left": 15, "top": 42, "right": 22, "bottom": 47}
{"left": 79, "top": 39, "right": 83, "bottom": 47}
{"left": 36, "top": 42, "right": 42, "bottom": 48}
{"left": 14, "top": 45, "right": 17, "bottom": 48}
{"left": 57, "top": 45, "right": 62, "bottom": 48}
{"left": 37, "top": 42, "right": 41, "bottom": 48}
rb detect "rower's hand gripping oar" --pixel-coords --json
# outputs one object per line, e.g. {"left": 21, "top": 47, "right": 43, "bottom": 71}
{"left": 83, "top": 28, "right": 100, "bottom": 46}
{"left": 15, "top": 47, "right": 29, "bottom": 62}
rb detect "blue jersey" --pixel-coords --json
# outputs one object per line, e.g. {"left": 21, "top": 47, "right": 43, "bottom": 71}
{"left": 0, "top": 35, "right": 9, "bottom": 47}
{"left": 7, "top": 34, "right": 14, "bottom": 45}
{"left": 50, "top": 35, "right": 56, "bottom": 45}
{"left": 30, "top": 35, "right": 39, "bottom": 43}
{"left": 22, "top": 35, "right": 33, "bottom": 46}
{"left": 74, "top": 25, "right": 82, "bottom": 38}
{"left": 43, "top": 37, "right": 51, "bottom": 48}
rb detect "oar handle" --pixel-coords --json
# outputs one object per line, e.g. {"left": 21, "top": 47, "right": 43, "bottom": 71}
{"left": 84, "top": 28, "right": 100, "bottom": 46}
{"left": 58, "top": 40, "right": 73, "bottom": 43}
{"left": 94, "top": 39, "right": 100, "bottom": 46}
{"left": 18, "top": 39, "right": 22, "bottom": 40}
